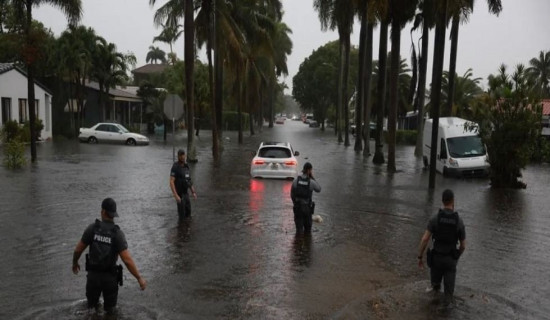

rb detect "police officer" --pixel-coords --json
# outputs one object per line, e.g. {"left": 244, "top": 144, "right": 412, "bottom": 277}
{"left": 290, "top": 162, "right": 321, "bottom": 234}
{"left": 170, "top": 149, "right": 197, "bottom": 219}
{"left": 418, "top": 189, "right": 466, "bottom": 305}
{"left": 72, "top": 198, "right": 146, "bottom": 314}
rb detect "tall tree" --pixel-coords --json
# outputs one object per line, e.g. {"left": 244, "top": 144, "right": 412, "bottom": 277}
{"left": 153, "top": 23, "right": 183, "bottom": 64}
{"left": 10, "top": 0, "right": 81, "bottom": 161}
{"left": 314, "top": 0, "right": 357, "bottom": 145}
{"left": 412, "top": 0, "right": 436, "bottom": 157}
{"left": 184, "top": 0, "right": 197, "bottom": 161}
{"left": 386, "top": 0, "right": 417, "bottom": 172}
{"left": 372, "top": 17, "right": 388, "bottom": 164}
{"left": 428, "top": 0, "right": 448, "bottom": 189}
{"left": 444, "top": 0, "right": 502, "bottom": 116}
{"left": 527, "top": 50, "right": 550, "bottom": 99}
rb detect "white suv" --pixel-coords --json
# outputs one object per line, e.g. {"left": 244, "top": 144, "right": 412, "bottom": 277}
{"left": 250, "top": 142, "right": 300, "bottom": 179}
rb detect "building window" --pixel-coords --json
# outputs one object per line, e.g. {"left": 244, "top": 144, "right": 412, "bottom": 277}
{"left": 19, "top": 99, "right": 27, "bottom": 123}
{"left": 34, "top": 99, "right": 39, "bottom": 120}
{"left": 1, "top": 97, "right": 11, "bottom": 125}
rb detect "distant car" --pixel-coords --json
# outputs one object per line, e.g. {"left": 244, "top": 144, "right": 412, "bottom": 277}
{"left": 350, "top": 122, "right": 376, "bottom": 138}
{"left": 250, "top": 142, "right": 300, "bottom": 179}
{"left": 78, "top": 122, "right": 149, "bottom": 146}
{"left": 304, "top": 114, "right": 314, "bottom": 124}
{"left": 275, "top": 117, "right": 285, "bottom": 124}
{"left": 309, "top": 120, "right": 320, "bottom": 128}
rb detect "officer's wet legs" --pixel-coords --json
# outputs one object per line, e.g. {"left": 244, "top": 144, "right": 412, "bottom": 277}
{"left": 102, "top": 272, "right": 119, "bottom": 314}
{"left": 86, "top": 272, "right": 102, "bottom": 310}
{"left": 303, "top": 210, "right": 312, "bottom": 233}
{"left": 442, "top": 257, "right": 457, "bottom": 304}
{"left": 430, "top": 256, "right": 444, "bottom": 292}
{"left": 177, "top": 194, "right": 191, "bottom": 218}
{"left": 293, "top": 206, "right": 305, "bottom": 234}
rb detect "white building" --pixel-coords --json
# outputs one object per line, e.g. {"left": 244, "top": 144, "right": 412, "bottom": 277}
{"left": 0, "top": 63, "right": 53, "bottom": 140}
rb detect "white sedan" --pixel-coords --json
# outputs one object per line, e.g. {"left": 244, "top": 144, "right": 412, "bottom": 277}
{"left": 250, "top": 142, "right": 299, "bottom": 179}
{"left": 78, "top": 123, "right": 149, "bottom": 146}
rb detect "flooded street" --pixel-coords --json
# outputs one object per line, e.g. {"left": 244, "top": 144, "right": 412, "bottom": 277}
{"left": 1, "top": 120, "right": 549, "bottom": 319}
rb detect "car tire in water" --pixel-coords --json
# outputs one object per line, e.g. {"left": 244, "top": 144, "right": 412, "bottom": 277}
{"left": 88, "top": 137, "right": 98, "bottom": 144}
{"left": 126, "top": 138, "right": 136, "bottom": 146}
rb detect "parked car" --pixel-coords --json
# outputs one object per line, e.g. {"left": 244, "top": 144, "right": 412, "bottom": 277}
{"left": 308, "top": 120, "right": 320, "bottom": 128}
{"left": 275, "top": 117, "right": 285, "bottom": 124}
{"left": 78, "top": 122, "right": 149, "bottom": 146}
{"left": 350, "top": 122, "right": 377, "bottom": 138}
{"left": 250, "top": 142, "right": 299, "bottom": 179}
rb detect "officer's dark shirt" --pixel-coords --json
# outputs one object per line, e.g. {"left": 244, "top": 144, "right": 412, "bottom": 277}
{"left": 170, "top": 161, "right": 193, "bottom": 195}
{"left": 427, "top": 208, "right": 466, "bottom": 253}
{"left": 81, "top": 220, "right": 128, "bottom": 266}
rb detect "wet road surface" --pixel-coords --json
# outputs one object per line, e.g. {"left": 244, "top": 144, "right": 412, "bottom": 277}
{"left": 1, "top": 120, "right": 550, "bottom": 319}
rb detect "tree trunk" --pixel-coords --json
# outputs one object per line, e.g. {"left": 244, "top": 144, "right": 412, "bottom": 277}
{"left": 185, "top": 0, "right": 197, "bottom": 161}
{"left": 337, "top": 38, "right": 344, "bottom": 143}
{"left": 343, "top": 32, "right": 351, "bottom": 147}
{"left": 429, "top": 0, "right": 448, "bottom": 189}
{"left": 268, "top": 83, "right": 274, "bottom": 128}
{"left": 445, "top": 13, "right": 459, "bottom": 117}
{"left": 414, "top": 22, "right": 430, "bottom": 158}
{"left": 354, "top": 8, "right": 367, "bottom": 152}
{"left": 215, "top": 50, "right": 223, "bottom": 144}
{"left": 373, "top": 20, "right": 388, "bottom": 164}
{"left": 387, "top": 20, "right": 401, "bottom": 173}
{"left": 25, "top": 0, "right": 37, "bottom": 161}
{"left": 238, "top": 72, "right": 243, "bottom": 144}
{"left": 363, "top": 22, "right": 374, "bottom": 156}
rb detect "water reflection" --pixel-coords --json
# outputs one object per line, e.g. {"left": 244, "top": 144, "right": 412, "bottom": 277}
{"left": 291, "top": 234, "right": 312, "bottom": 269}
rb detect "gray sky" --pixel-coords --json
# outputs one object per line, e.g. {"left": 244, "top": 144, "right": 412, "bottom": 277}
{"left": 35, "top": 0, "right": 550, "bottom": 93}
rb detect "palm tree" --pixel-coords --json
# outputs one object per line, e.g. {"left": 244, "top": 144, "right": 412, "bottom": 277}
{"left": 444, "top": 0, "right": 502, "bottom": 117}
{"left": 372, "top": 16, "right": 388, "bottom": 164}
{"left": 411, "top": 0, "right": 436, "bottom": 157}
{"left": 526, "top": 50, "right": 550, "bottom": 98}
{"left": 8, "top": 0, "right": 81, "bottom": 161}
{"left": 428, "top": 0, "right": 448, "bottom": 189}
{"left": 386, "top": 0, "right": 417, "bottom": 172}
{"left": 153, "top": 23, "right": 183, "bottom": 63}
{"left": 146, "top": 45, "right": 167, "bottom": 64}
{"left": 184, "top": 0, "right": 196, "bottom": 161}
{"left": 314, "top": 0, "right": 357, "bottom": 145}
{"left": 441, "top": 68, "right": 482, "bottom": 117}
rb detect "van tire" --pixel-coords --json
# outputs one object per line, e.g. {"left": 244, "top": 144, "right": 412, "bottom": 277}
{"left": 423, "top": 156, "right": 429, "bottom": 168}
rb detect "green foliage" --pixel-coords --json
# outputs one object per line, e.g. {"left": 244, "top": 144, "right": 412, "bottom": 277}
{"left": 21, "top": 119, "right": 44, "bottom": 142}
{"left": 531, "top": 137, "right": 550, "bottom": 163}
{"left": 293, "top": 41, "right": 358, "bottom": 123}
{"left": 471, "top": 65, "right": 542, "bottom": 188}
{"left": 222, "top": 111, "right": 250, "bottom": 131}
{"left": 2, "top": 140, "right": 26, "bottom": 169}
{"left": 1, "top": 120, "right": 26, "bottom": 169}
{"left": 382, "top": 130, "right": 417, "bottom": 145}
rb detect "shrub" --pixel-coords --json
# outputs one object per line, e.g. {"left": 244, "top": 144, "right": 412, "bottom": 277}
{"left": 531, "top": 136, "right": 550, "bottom": 163}
{"left": 1, "top": 120, "right": 26, "bottom": 169}
{"left": 22, "top": 118, "right": 44, "bottom": 142}
{"left": 2, "top": 140, "right": 26, "bottom": 169}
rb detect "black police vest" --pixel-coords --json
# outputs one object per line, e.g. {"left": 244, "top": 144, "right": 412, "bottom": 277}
{"left": 295, "top": 176, "right": 311, "bottom": 200}
{"left": 174, "top": 162, "right": 191, "bottom": 194}
{"left": 434, "top": 210, "right": 459, "bottom": 247}
{"left": 88, "top": 220, "right": 119, "bottom": 272}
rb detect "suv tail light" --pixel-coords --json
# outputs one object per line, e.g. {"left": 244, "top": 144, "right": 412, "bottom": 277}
{"left": 253, "top": 160, "right": 265, "bottom": 165}
{"left": 284, "top": 160, "right": 297, "bottom": 166}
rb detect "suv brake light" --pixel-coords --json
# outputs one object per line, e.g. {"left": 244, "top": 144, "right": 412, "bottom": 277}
{"left": 285, "top": 160, "right": 297, "bottom": 166}
{"left": 253, "top": 160, "right": 265, "bottom": 165}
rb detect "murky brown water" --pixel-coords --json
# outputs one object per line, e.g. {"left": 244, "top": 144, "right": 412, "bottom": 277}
{"left": 1, "top": 120, "right": 549, "bottom": 319}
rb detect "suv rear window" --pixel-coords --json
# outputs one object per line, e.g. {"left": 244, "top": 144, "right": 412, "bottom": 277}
{"left": 259, "top": 147, "right": 291, "bottom": 158}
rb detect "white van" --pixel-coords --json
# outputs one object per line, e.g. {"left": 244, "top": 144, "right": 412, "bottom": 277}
{"left": 423, "top": 117, "right": 489, "bottom": 177}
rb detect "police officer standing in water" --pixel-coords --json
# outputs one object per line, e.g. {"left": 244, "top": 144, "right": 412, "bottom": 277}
{"left": 290, "top": 162, "right": 321, "bottom": 234}
{"left": 170, "top": 149, "right": 197, "bottom": 219}
{"left": 72, "top": 198, "right": 146, "bottom": 314}
{"left": 418, "top": 189, "right": 466, "bottom": 306}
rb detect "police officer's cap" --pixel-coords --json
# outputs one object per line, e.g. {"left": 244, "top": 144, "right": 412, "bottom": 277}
{"left": 177, "top": 149, "right": 186, "bottom": 156}
{"left": 101, "top": 198, "right": 119, "bottom": 218}
{"left": 302, "top": 162, "right": 313, "bottom": 172}
{"left": 442, "top": 189, "right": 454, "bottom": 204}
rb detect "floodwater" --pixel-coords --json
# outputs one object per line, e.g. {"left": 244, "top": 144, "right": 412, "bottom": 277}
{"left": 1, "top": 120, "right": 549, "bottom": 320}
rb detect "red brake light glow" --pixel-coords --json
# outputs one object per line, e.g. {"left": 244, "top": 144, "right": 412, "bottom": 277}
{"left": 253, "top": 159, "right": 265, "bottom": 165}
{"left": 285, "top": 160, "right": 297, "bottom": 166}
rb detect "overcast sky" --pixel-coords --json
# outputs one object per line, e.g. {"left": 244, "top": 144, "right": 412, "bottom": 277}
{"left": 34, "top": 0, "right": 550, "bottom": 93}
